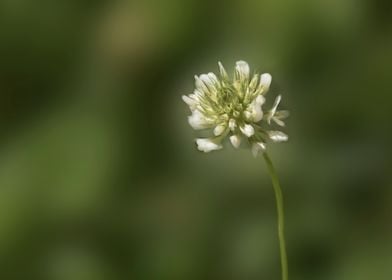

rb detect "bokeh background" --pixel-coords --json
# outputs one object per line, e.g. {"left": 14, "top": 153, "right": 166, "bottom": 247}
{"left": 1, "top": 0, "right": 391, "bottom": 279}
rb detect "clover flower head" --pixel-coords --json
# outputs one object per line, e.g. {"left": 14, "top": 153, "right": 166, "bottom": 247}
{"left": 183, "top": 60, "right": 289, "bottom": 156}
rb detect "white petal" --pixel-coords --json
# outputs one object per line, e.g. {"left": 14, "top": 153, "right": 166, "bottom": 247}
{"left": 251, "top": 142, "right": 266, "bottom": 157}
{"left": 207, "top": 72, "right": 219, "bottom": 84}
{"left": 194, "top": 75, "right": 209, "bottom": 93}
{"left": 218, "top": 61, "right": 229, "bottom": 80}
{"left": 255, "top": 95, "right": 265, "bottom": 105}
{"left": 253, "top": 105, "right": 263, "bottom": 122}
{"left": 267, "top": 95, "right": 282, "bottom": 124}
{"left": 182, "top": 95, "right": 197, "bottom": 107}
{"left": 249, "top": 74, "right": 259, "bottom": 90}
{"left": 213, "top": 124, "right": 226, "bottom": 136}
{"left": 199, "top": 74, "right": 215, "bottom": 89}
{"left": 229, "top": 119, "right": 237, "bottom": 131}
{"left": 272, "top": 95, "right": 282, "bottom": 112}
{"left": 271, "top": 109, "right": 289, "bottom": 126}
{"left": 272, "top": 117, "right": 286, "bottom": 127}
{"left": 275, "top": 110, "right": 290, "bottom": 119}
{"left": 260, "top": 73, "right": 272, "bottom": 90}
{"left": 240, "top": 124, "right": 255, "bottom": 137}
{"left": 194, "top": 75, "right": 202, "bottom": 87}
{"left": 268, "top": 131, "right": 288, "bottom": 142}
{"left": 229, "top": 135, "right": 241, "bottom": 148}
{"left": 193, "top": 89, "right": 203, "bottom": 98}
{"left": 246, "top": 101, "right": 263, "bottom": 122}
{"left": 188, "top": 110, "right": 213, "bottom": 130}
{"left": 235, "top": 60, "right": 250, "bottom": 81}
{"left": 196, "top": 138, "right": 222, "bottom": 152}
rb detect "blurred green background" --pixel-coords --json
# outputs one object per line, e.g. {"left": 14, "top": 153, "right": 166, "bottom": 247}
{"left": 0, "top": 0, "right": 391, "bottom": 279}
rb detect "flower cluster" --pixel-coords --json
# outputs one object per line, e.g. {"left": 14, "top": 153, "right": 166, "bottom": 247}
{"left": 183, "top": 60, "right": 289, "bottom": 156}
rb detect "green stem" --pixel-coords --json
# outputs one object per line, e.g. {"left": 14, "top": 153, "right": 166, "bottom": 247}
{"left": 263, "top": 152, "right": 288, "bottom": 280}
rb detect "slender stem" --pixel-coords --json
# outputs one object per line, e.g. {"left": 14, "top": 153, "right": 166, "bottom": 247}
{"left": 262, "top": 152, "right": 288, "bottom": 280}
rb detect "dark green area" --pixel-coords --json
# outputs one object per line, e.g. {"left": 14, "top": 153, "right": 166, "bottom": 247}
{"left": 0, "top": 0, "right": 391, "bottom": 279}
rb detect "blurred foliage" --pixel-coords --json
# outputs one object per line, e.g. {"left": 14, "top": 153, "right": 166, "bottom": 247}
{"left": 0, "top": 0, "right": 391, "bottom": 279}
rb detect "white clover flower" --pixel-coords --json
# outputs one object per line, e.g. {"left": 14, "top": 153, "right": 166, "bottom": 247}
{"left": 183, "top": 60, "right": 289, "bottom": 155}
